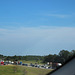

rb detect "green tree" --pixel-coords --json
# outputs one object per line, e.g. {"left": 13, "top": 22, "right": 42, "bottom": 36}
{"left": 59, "top": 50, "right": 70, "bottom": 63}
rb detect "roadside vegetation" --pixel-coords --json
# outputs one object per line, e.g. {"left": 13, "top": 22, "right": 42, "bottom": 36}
{"left": 0, "top": 65, "right": 52, "bottom": 75}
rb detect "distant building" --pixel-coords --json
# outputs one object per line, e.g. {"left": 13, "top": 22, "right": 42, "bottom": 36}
{"left": 47, "top": 62, "right": 52, "bottom": 65}
{"left": 47, "top": 55, "right": 75, "bottom": 75}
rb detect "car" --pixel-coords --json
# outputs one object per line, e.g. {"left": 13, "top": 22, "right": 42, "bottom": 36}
{"left": 22, "top": 63, "right": 28, "bottom": 66}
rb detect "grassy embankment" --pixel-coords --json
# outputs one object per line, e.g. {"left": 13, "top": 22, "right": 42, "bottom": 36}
{"left": 0, "top": 65, "right": 53, "bottom": 75}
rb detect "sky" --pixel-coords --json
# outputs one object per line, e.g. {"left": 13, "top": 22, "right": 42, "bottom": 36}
{"left": 0, "top": 0, "right": 75, "bottom": 56}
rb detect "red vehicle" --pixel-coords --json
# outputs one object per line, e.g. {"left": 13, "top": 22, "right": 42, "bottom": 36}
{"left": 1, "top": 61, "right": 4, "bottom": 65}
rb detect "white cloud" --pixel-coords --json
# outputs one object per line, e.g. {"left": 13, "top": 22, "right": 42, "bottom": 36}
{"left": 0, "top": 26, "right": 75, "bottom": 55}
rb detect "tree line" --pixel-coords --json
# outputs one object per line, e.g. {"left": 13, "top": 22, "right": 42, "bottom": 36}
{"left": 0, "top": 55, "right": 44, "bottom": 62}
{"left": 0, "top": 50, "right": 75, "bottom": 64}
{"left": 43, "top": 50, "right": 75, "bottom": 64}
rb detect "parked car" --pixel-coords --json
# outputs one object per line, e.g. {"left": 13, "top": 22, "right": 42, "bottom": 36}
{"left": 22, "top": 63, "right": 28, "bottom": 66}
{"left": 4, "top": 62, "right": 8, "bottom": 65}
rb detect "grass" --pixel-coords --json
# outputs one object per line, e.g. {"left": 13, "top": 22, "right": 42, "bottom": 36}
{"left": 19, "top": 60, "right": 44, "bottom": 65}
{"left": 0, "top": 65, "right": 22, "bottom": 75}
{"left": 0, "top": 65, "right": 53, "bottom": 75}
{"left": 25, "top": 66, "right": 52, "bottom": 75}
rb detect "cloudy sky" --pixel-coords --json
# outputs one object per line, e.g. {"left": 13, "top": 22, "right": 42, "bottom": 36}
{"left": 0, "top": 0, "right": 75, "bottom": 56}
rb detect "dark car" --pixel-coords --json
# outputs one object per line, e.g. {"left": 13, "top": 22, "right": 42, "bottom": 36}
{"left": 22, "top": 63, "right": 28, "bottom": 66}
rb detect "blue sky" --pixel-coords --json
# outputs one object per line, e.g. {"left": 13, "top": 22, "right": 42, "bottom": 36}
{"left": 0, "top": 0, "right": 75, "bottom": 56}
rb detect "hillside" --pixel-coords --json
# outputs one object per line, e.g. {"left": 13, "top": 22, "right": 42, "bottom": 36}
{"left": 0, "top": 65, "right": 53, "bottom": 75}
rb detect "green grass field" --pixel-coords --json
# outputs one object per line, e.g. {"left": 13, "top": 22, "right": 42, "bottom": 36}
{"left": 19, "top": 60, "right": 44, "bottom": 65}
{"left": 0, "top": 65, "right": 53, "bottom": 75}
